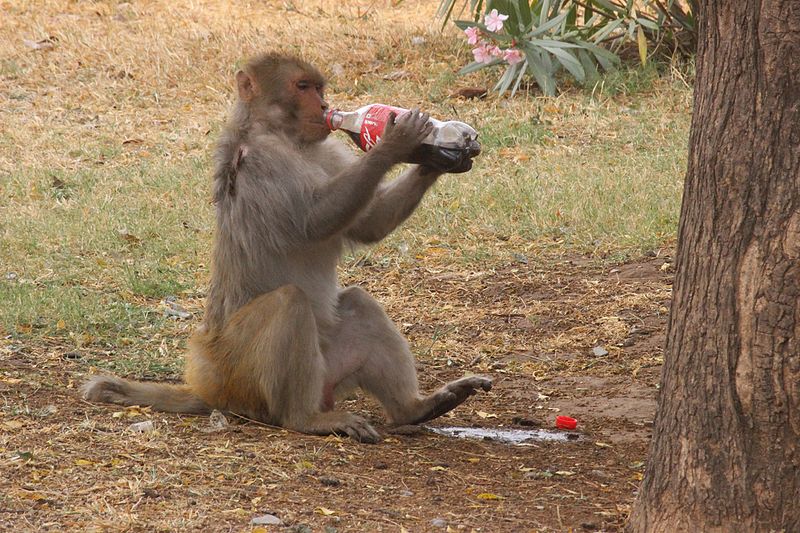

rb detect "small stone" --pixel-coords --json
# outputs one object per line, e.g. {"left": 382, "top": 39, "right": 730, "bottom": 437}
{"left": 319, "top": 477, "right": 341, "bottom": 487}
{"left": 411, "top": 36, "right": 426, "bottom": 46}
{"left": 163, "top": 299, "right": 191, "bottom": 319}
{"left": 431, "top": 518, "right": 448, "bottom": 528}
{"left": 592, "top": 346, "right": 609, "bottom": 357}
{"left": 201, "top": 410, "right": 228, "bottom": 432}
{"left": 251, "top": 514, "right": 282, "bottom": 526}
{"left": 513, "top": 253, "right": 528, "bottom": 264}
{"left": 399, "top": 490, "right": 414, "bottom": 497}
{"left": 127, "top": 420, "right": 154, "bottom": 433}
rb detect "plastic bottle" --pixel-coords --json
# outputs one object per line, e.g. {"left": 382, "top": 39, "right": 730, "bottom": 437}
{"left": 323, "top": 104, "right": 481, "bottom": 172}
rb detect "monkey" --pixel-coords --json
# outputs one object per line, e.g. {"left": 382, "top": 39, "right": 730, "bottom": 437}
{"left": 83, "top": 52, "right": 492, "bottom": 443}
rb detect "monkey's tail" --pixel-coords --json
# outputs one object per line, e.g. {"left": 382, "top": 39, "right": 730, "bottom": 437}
{"left": 82, "top": 375, "right": 210, "bottom": 415}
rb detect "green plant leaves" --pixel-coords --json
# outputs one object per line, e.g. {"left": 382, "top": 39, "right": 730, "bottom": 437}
{"left": 443, "top": 0, "right": 692, "bottom": 95}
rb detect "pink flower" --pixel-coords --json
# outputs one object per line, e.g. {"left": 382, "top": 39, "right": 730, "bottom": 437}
{"left": 472, "top": 44, "right": 495, "bottom": 64}
{"left": 503, "top": 48, "right": 524, "bottom": 65}
{"left": 490, "top": 45, "right": 503, "bottom": 57}
{"left": 464, "top": 26, "right": 481, "bottom": 46}
{"left": 484, "top": 9, "right": 509, "bottom": 32}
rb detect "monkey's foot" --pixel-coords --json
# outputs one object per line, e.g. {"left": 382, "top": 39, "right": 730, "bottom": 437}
{"left": 404, "top": 376, "right": 493, "bottom": 425}
{"left": 306, "top": 411, "right": 381, "bottom": 444}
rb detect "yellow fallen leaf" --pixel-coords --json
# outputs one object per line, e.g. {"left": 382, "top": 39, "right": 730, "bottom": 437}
{"left": 315, "top": 507, "right": 336, "bottom": 516}
{"left": 637, "top": 26, "right": 648, "bottom": 65}
{"left": 425, "top": 246, "right": 449, "bottom": 255}
{"left": 475, "top": 411, "right": 498, "bottom": 419}
{"left": 16, "top": 491, "right": 47, "bottom": 501}
{"left": 555, "top": 471, "right": 576, "bottom": 476}
{"left": 1, "top": 378, "right": 22, "bottom": 385}
{"left": 595, "top": 442, "right": 612, "bottom": 448}
{"left": 75, "top": 459, "right": 94, "bottom": 467}
{"left": 56, "top": 319, "right": 66, "bottom": 330}
{"left": 2, "top": 420, "right": 24, "bottom": 430}
{"left": 430, "top": 466, "right": 448, "bottom": 471}
{"left": 467, "top": 458, "right": 480, "bottom": 464}
{"left": 632, "top": 472, "right": 644, "bottom": 481}
{"left": 476, "top": 492, "right": 503, "bottom": 500}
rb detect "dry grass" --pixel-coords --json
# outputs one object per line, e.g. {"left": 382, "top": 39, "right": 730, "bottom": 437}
{"left": 1, "top": 0, "right": 690, "bottom": 530}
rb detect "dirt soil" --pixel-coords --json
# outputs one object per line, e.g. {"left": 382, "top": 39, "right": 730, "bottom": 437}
{"left": 0, "top": 254, "right": 673, "bottom": 532}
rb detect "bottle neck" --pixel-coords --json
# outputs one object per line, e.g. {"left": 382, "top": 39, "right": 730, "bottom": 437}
{"left": 323, "top": 109, "right": 343, "bottom": 131}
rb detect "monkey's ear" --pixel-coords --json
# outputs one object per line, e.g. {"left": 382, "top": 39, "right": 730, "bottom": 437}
{"left": 236, "top": 70, "right": 260, "bottom": 102}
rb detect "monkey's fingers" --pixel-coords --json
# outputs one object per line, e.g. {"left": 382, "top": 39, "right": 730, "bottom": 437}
{"left": 394, "top": 108, "right": 415, "bottom": 126}
{"left": 419, "top": 115, "right": 434, "bottom": 140}
{"left": 384, "top": 112, "right": 398, "bottom": 134}
{"left": 342, "top": 418, "right": 381, "bottom": 444}
{"left": 446, "top": 157, "right": 474, "bottom": 174}
{"left": 331, "top": 413, "right": 381, "bottom": 444}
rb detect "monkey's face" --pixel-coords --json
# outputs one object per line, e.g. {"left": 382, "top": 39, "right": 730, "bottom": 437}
{"left": 287, "top": 72, "right": 330, "bottom": 144}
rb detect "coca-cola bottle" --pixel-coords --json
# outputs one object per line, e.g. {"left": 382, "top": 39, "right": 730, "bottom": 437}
{"left": 323, "top": 104, "right": 481, "bottom": 173}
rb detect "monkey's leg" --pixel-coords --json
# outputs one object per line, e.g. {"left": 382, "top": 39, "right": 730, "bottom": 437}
{"left": 187, "top": 285, "right": 380, "bottom": 443}
{"left": 325, "top": 287, "right": 492, "bottom": 426}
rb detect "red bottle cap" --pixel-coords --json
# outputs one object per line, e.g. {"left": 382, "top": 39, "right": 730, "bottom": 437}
{"left": 556, "top": 416, "right": 577, "bottom": 430}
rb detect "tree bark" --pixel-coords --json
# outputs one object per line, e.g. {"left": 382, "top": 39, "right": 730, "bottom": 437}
{"left": 629, "top": 1, "right": 800, "bottom": 531}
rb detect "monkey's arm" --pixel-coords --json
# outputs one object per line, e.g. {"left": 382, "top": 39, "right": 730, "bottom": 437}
{"left": 344, "top": 166, "right": 441, "bottom": 244}
{"left": 304, "top": 149, "right": 398, "bottom": 242}
{"left": 305, "top": 110, "right": 434, "bottom": 242}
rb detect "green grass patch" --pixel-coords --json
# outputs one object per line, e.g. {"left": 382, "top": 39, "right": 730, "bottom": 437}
{"left": 1, "top": 67, "right": 690, "bottom": 378}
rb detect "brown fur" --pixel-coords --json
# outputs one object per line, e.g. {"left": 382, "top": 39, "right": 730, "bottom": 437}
{"left": 83, "top": 52, "right": 491, "bottom": 442}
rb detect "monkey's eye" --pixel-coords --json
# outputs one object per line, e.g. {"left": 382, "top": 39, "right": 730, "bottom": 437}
{"left": 296, "top": 81, "right": 312, "bottom": 91}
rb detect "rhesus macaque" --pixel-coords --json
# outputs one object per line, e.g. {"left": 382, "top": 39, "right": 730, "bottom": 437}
{"left": 83, "top": 52, "right": 491, "bottom": 443}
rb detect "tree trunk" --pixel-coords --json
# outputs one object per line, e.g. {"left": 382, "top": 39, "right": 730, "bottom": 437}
{"left": 628, "top": 1, "right": 800, "bottom": 531}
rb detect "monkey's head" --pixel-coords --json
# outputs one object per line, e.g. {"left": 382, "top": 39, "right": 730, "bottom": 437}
{"left": 235, "top": 53, "right": 330, "bottom": 144}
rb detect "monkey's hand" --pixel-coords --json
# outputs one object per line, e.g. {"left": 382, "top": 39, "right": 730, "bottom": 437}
{"left": 378, "top": 108, "right": 434, "bottom": 162}
{"left": 428, "top": 156, "right": 473, "bottom": 174}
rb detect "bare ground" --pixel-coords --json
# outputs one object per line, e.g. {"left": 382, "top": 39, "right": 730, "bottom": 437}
{"left": 1, "top": 254, "right": 673, "bottom": 532}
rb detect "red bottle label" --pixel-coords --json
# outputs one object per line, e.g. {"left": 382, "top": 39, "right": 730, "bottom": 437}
{"left": 359, "top": 104, "right": 407, "bottom": 151}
